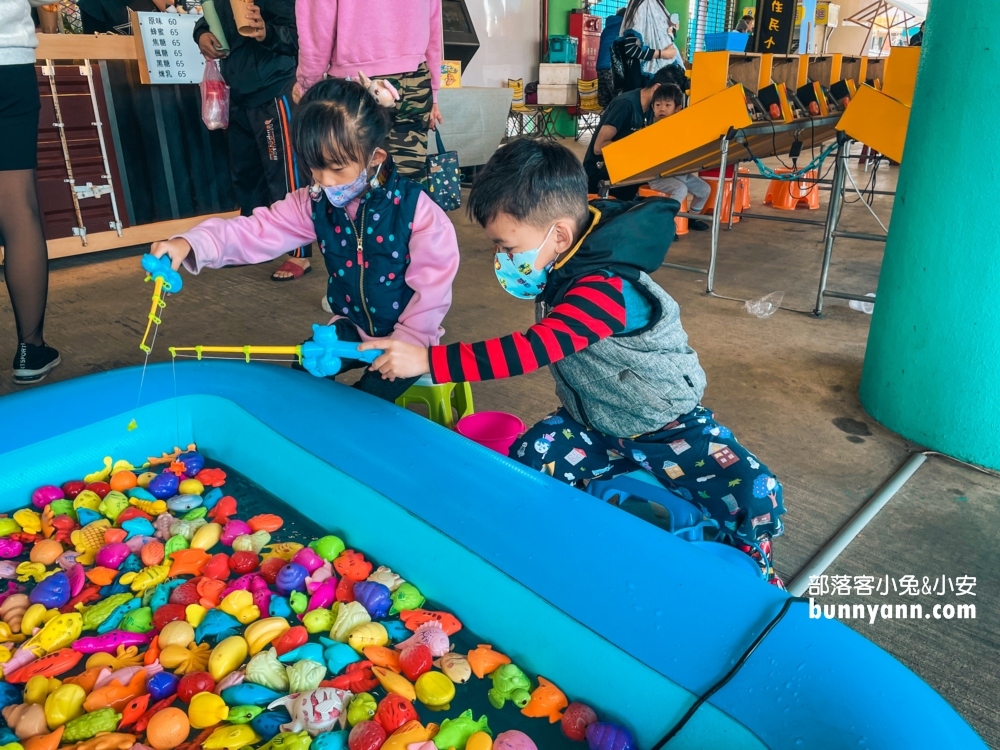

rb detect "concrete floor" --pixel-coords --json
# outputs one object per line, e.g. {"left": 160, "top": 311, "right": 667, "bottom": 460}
{"left": 1, "top": 146, "right": 998, "bottom": 747}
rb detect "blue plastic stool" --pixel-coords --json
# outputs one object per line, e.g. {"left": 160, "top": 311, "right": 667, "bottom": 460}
{"left": 585, "top": 471, "right": 718, "bottom": 542}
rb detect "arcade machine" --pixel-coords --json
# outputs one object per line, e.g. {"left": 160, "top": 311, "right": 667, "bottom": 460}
{"left": 441, "top": 0, "right": 480, "bottom": 73}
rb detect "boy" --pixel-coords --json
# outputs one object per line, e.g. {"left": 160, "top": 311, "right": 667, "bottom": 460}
{"left": 583, "top": 66, "right": 679, "bottom": 200}
{"left": 359, "top": 140, "right": 786, "bottom": 587}
{"left": 646, "top": 84, "right": 711, "bottom": 232}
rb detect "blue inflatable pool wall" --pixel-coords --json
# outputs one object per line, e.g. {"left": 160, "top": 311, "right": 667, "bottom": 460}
{"left": 0, "top": 363, "right": 986, "bottom": 749}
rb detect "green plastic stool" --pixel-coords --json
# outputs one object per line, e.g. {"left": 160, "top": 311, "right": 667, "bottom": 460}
{"left": 395, "top": 374, "right": 474, "bottom": 429}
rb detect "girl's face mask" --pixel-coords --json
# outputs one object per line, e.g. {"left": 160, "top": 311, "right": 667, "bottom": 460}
{"left": 493, "top": 225, "right": 555, "bottom": 300}
{"left": 312, "top": 152, "right": 382, "bottom": 207}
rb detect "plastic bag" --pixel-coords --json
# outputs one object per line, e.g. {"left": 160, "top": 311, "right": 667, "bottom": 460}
{"left": 200, "top": 59, "right": 230, "bottom": 130}
{"left": 744, "top": 291, "right": 784, "bottom": 318}
{"left": 848, "top": 293, "right": 876, "bottom": 314}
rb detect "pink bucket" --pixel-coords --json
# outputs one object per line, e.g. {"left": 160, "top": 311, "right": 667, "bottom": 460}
{"left": 456, "top": 411, "right": 526, "bottom": 455}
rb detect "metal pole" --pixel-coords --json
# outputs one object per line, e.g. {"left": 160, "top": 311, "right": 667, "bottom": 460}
{"left": 44, "top": 60, "right": 88, "bottom": 244}
{"left": 788, "top": 453, "right": 927, "bottom": 596}
{"left": 706, "top": 135, "right": 730, "bottom": 295}
{"left": 814, "top": 138, "right": 848, "bottom": 315}
{"left": 81, "top": 61, "right": 123, "bottom": 236}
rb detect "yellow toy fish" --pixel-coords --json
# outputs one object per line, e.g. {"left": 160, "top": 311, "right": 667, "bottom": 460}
{"left": 20, "top": 613, "right": 82, "bottom": 657}
{"left": 260, "top": 542, "right": 303, "bottom": 562}
{"left": 70, "top": 520, "right": 111, "bottom": 565}
{"left": 83, "top": 457, "right": 113, "bottom": 484}
{"left": 12, "top": 509, "right": 41, "bottom": 536}
{"left": 127, "top": 498, "right": 167, "bottom": 516}
{"left": 119, "top": 563, "right": 170, "bottom": 593}
{"left": 202, "top": 724, "right": 261, "bottom": 750}
{"left": 372, "top": 666, "right": 416, "bottom": 701}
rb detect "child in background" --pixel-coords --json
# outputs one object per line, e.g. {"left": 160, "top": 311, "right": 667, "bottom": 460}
{"left": 357, "top": 140, "right": 787, "bottom": 587}
{"left": 647, "top": 84, "right": 711, "bottom": 232}
{"left": 149, "top": 78, "right": 460, "bottom": 402}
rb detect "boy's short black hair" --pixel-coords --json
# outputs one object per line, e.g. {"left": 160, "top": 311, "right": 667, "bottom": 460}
{"left": 468, "top": 139, "right": 590, "bottom": 235}
{"left": 649, "top": 64, "right": 688, "bottom": 91}
{"left": 652, "top": 83, "right": 684, "bottom": 109}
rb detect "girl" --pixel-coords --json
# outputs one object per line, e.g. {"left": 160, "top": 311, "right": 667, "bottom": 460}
{"left": 150, "top": 78, "right": 460, "bottom": 402}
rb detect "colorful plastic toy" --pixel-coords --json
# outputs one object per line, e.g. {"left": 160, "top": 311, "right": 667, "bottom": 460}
{"left": 61, "top": 707, "right": 121, "bottom": 742}
{"left": 346, "top": 721, "right": 385, "bottom": 750}
{"left": 398, "top": 644, "right": 433, "bottom": 682}
{"left": 300, "top": 324, "right": 381, "bottom": 377}
{"left": 202, "top": 724, "right": 261, "bottom": 750}
{"left": 433, "top": 710, "right": 491, "bottom": 750}
{"left": 347, "top": 622, "right": 388, "bottom": 653}
{"left": 468, "top": 644, "right": 511, "bottom": 679}
{"left": 488, "top": 664, "right": 532, "bottom": 710}
{"left": 388, "top": 582, "right": 424, "bottom": 616}
{"left": 139, "top": 254, "right": 183, "bottom": 354}
{"left": 415, "top": 671, "right": 455, "bottom": 712}
{"left": 244, "top": 617, "right": 290, "bottom": 656}
{"left": 585, "top": 723, "right": 634, "bottom": 750}
{"left": 268, "top": 688, "right": 351, "bottom": 735}
{"left": 394, "top": 622, "right": 449, "bottom": 657}
{"left": 286, "top": 659, "right": 326, "bottom": 693}
{"left": 209, "top": 635, "right": 248, "bottom": 682}
{"left": 434, "top": 652, "right": 471, "bottom": 684}
{"left": 371, "top": 666, "right": 415, "bottom": 701}
{"left": 373, "top": 693, "right": 417, "bottom": 734}
{"left": 521, "top": 676, "right": 568, "bottom": 722}
{"left": 2, "top": 703, "right": 47, "bottom": 740}
{"left": 246, "top": 648, "right": 289, "bottom": 692}
{"left": 145, "top": 707, "right": 190, "bottom": 750}
{"left": 189, "top": 691, "right": 229, "bottom": 729}
{"left": 399, "top": 609, "right": 461, "bottom": 635}
{"left": 345, "top": 692, "right": 376, "bottom": 727}
{"left": 493, "top": 730, "right": 537, "bottom": 750}
{"left": 330, "top": 602, "right": 370, "bottom": 643}
{"left": 352, "top": 582, "right": 390, "bottom": 620}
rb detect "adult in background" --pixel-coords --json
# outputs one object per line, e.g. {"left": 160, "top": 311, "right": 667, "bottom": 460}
{"left": 735, "top": 13, "right": 754, "bottom": 33}
{"left": 0, "top": 0, "right": 60, "bottom": 383}
{"left": 583, "top": 67, "right": 677, "bottom": 200}
{"left": 294, "top": 0, "right": 444, "bottom": 182}
{"left": 596, "top": 8, "right": 625, "bottom": 108}
{"left": 194, "top": 0, "right": 314, "bottom": 282}
{"left": 909, "top": 22, "right": 925, "bottom": 47}
{"left": 77, "top": 0, "right": 173, "bottom": 34}
{"left": 622, "top": 0, "right": 685, "bottom": 77}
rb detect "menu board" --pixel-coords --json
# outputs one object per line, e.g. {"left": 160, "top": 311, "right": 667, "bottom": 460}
{"left": 135, "top": 12, "right": 206, "bottom": 85}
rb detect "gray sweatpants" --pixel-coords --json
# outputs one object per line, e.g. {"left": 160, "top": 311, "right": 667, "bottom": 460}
{"left": 648, "top": 173, "right": 713, "bottom": 213}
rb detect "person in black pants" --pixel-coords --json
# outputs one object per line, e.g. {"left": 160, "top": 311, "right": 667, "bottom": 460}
{"left": 193, "top": 0, "right": 312, "bottom": 282}
{"left": 1, "top": 0, "right": 60, "bottom": 384}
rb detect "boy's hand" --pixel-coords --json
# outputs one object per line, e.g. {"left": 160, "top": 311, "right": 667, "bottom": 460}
{"left": 150, "top": 238, "right": 192, "bottom": 271}
{"left": 358, "top": 339, "right": 430, "bottom": 381}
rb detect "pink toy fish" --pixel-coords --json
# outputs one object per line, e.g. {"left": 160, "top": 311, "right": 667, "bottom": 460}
{"left": 0, "top": 539, "right": 24, "bottom": 559}
{"left": 394, "top": 622, "right": 450, "bottom": 657}
{"left": 66, "top": 563, "right": 86, "bottom": 596}
{"left": 306, "top": 579, "right": 336, "bottom": 612}
{"left": 291, "top": 548, "right": 324, "bottom": 574}
{"left": 2, "top": 647, "right": 36, "bottom": 676}
{"left": 494, "top": 730, "right": 539, "bottom": 750}
{"left": 74, "top": 630, "right": 153, "bottom": 654}
{"left": 251, "top": 576, "right": 273, "bottom": 614}
{"left": 220, "top": 520, "right": 252, "bottom": 546}
{"left": 214, "top": 669, "right": 245, "bottom": 695}
{"left": 267, "top": 687, "right": 352, "bottom": 736}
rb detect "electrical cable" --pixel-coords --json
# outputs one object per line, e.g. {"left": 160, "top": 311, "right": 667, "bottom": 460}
{"left": 651, "top": 596, "right": 810, "bottom": 748}
{"left": 845, "top": 164, "right": 888, "bottom": 233}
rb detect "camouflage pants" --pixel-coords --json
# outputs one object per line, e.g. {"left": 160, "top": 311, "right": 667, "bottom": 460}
{"left": 373, "top": 64, "right": 433, "bottom": 183}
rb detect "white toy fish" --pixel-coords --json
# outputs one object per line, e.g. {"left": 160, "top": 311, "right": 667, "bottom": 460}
{"left": 268, "top": 687, "right": 353, "bottom": 736}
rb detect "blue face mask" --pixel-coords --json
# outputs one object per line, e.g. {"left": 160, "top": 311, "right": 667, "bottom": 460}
{"left": 494, "top": 226, "right": 555, "bottom": 300}
{"left": 320, "top": 153, "right": 381, "bottom": 208}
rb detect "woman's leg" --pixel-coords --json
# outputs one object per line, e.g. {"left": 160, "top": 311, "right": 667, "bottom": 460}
{"left": 374, "top": 65, "right": 433, "bottom": 182}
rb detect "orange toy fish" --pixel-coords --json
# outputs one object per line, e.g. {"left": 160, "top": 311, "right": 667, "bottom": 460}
{"left": 63, "top": 666, "right": 105, "bottom": 693}
{"left": 168, "top": 548, "right": 211, "bottom": 578}
{"left": 5, "top": 648, "right": 83, "bottom": 683}
{"left": 467, "top": 644, "right": 511, "bottom": 679}
{"left": 66, "top": 733, "right": 137, "bottom": 750}
{"left": 363, "top": 646, "right": 401, "bottom": 673}
{"left": 400, "top": 609, "right": 462, "bottom": 636}
{"left": 103, "top": 528, "right": 128, "bottom": 545}
{"left": 22, "top": 726, "right": 63, "bottom": 750}
{"left": 82, "top": 669, "right": 147, "bottom": 712}
{"left": 247, "top": 514, "right": 283, "bottom": 533}
{"left": 521, "top": 676, "right": 568, "bottom": 722}
{"left": 86, "top": 567, "right": 119, "bottom": 586}
{"left": 144, "top": 636, "right": 160, "bottom": 666}
{"left": 118, "top": 693, "right": 151, "bottom": 728}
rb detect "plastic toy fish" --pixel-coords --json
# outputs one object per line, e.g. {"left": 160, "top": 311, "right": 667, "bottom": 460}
{"left": 488, "top": 664, "right": 532, "bottom": 710}
{"left": 119, "top": 564, "right": 169, "bottom": 593}
{"left": 82, "top": 669, "right": 146, "bottom": 713}
{"left": 467, "top": 644, "right": 511, "bottom": 679}
{"left": 119, "top": 606, "right": 153, "bottom": 633}
{"left": 202, "top": 724, "right": 261, "bottom": 750}
{"left": 268, "top": 688, "right": 352, "bottom": 735}
{"left": 362, "top": 646, "right": 401, "bottom": 674}
{"left": 330, "top": 601, "right": 370, "bottom": 643}
{"left": 74, "top": 631, "right": 152, "bottom": 655}
{"left": 399, "top": 609, "right": 462, "bottom": 636}
{"left": 4, "top": 648, "right": 83, "bottom": 683}
{"left": 585, "top": 722, "right": 635, "bottom": 750}
{"left": 433, "top": 710, "right": 491, "bottom": 750}
{"left": 493, "top": 730, "right": 537, "bottom": 750}
{"left": 320, "top": 638, "right": 362, "bottom": 675}
{"left": 348, "top": 622, "right": 388, "bottom": 653}
{"left": 222, "top": 682, "right": 285, "bottom": 708}
{"left": 117, "top": 692, "right": 150, "bottom": 728}
{"left": 79, "top": 593, "right": 133, "bottom": 631}
{"left": 277, "top": 643, "right": 324, "bottom": 666}
{"left": 194, "top": 609, "right": 242, "bottom": 644}
{"left": 286, "top": 659, "right": 326, "bottom": 694}
{"left": 20, "top": 612, "right": 82, "bottom": 656}
{"left": 434, "top": 652, "right": 471, "bottom": 684}
{"left": 332, "top": 550, "right": 371, "bottom": 582}
{"left": 188, "top": 691, "right": 229, "bottom": 729}
{"left": 388, "top": 583, "right": 424, "bottom": 616}
{"left": 521, "top": 676, "right": 567, "bottom": 722}
{"left": 394, "top": 622, "right": 450, "bottom": 657}
{"left": 372, "top": 666, "right": 416, "bottom": 701}
{"left": 227, "top": 705, "right": 263, "bottom": 724}
{"left": 96, "top": 598, "right": 140, "bottom": 635}
{"left": 373, "top": 693, "right": 418, "bottom": 735}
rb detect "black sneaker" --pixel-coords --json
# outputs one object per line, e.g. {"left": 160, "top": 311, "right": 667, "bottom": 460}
{"left": 12, "top": 343, "right": 61, "bottom": 385}
{"left": 689, "top": 219, "right": 711, "bottom": 231}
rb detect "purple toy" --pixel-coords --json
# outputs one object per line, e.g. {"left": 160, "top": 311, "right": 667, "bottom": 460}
{"left": 275, "top": 563, "right": 308, "bottom": 596}
{"left": 494, "top": 731, "right": 538, "bottom": 750}
{"left": 291, "top": 547, "right": 324, "bottom": 574}
{"left": 29, "top": 571, "right": 70, "bottom": 608}
{"left": 221, "top": 520, "right": 252, "bottom": 546}
{"left": 66, "top": 564, "right": 86, "bottom": 597}
{"left": 31, "top": 485, "right": 64, "bottom": 509}
{"left": 586, "top": 723, "right": 635, "bottom": 750}
{"left": 352, "top": 581, "right": 391, "bottom": 620}
{"left": 0, "top": 540, "right": 23, "bottom": 559}
{"left": 177, "top": 451, "right": 204, "bottom": 476}
{"left": 148, "top": 472, "right": 179, "bottom": 500}
{"left": 74, "top": 630, "right": 153, "bottom": 654}
{"left": 95, "top": 542, "right": 131, "bottom": 570}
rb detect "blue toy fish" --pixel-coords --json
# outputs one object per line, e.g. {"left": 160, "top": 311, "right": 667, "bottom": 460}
{"left": 223, "top": 683, "right": 286, "bottom": 708}
{"left": 269, "top": 596, "right": 293, "bottom": 619}
{"left": 277, "top": 643, "right": 325, "bottom": 665}
{"left": 194, "top": 609, "right": 242, "bottom": 644}
{"left": 312, "top": 731, "right": 348, "bottom": 750}
{"left": 121, "top": 517, "right": 155, "bottom": 541}
{"left": 127, "top": 487, "right": 156, "bottom": 501}
{"left": 202, "top": 487, "right": 224, "bottom": 511}
{"left": 147, "top": 578, "right": 184, "bottom": 610}
{"left": 382, "top": 619, "right": 410, "bottom": 643}
{"left": 250, "top": 708, "right": 292, "bottom": 741}
{"left": 319, "top": 637, "right": 362, "bottom": 675}
{"left": 97, "top": 597, "right": 140, "bottom": 634}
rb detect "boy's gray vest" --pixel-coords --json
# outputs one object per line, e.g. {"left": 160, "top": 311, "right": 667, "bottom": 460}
{"left": 538, "top": 271, "right": 706, "bottom": 437}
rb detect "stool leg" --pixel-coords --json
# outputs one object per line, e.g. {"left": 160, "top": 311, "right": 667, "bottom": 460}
{"left": 429, "top": 383, "right": 457, "bottom": 429}
{"left": 453, "top": 382, "right": 475, "bottom": 421}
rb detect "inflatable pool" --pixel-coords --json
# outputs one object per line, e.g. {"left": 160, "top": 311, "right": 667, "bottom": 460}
{"left": 0, "top": 362, "right": 986, "bottom": 749}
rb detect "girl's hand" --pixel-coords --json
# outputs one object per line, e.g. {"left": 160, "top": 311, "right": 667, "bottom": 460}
{"left": 150, "top": 238, "right": 192, "bottom": 271}
{"left": 429, "top": 103, "right": 444, "bottom": 130}
{"left": 358, "top": 339, "right": 430, "bottom": 381}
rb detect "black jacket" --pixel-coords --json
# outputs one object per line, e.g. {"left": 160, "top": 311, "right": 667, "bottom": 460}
{"left": 193, "top": 0, "right": 297, "bottom": 108}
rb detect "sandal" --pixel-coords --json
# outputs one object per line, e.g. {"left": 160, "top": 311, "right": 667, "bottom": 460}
{"left": 271, "top": 260, "right": 312, "bottom": 282}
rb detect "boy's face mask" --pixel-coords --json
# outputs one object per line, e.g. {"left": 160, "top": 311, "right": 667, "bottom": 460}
{"left": 494, "top": 225, "right": 555, "bottom": 300}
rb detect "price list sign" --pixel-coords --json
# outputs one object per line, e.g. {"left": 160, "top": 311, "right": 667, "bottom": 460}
{"left": 135, "top": 12, "right": 206, "bottom": 85}
{"left": 753, "top": 0, "right": 796, "bottom": 54}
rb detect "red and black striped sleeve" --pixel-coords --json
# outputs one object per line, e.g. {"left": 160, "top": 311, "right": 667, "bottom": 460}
{"left": 429, "top": 273, "right": 627, "bottom": 383}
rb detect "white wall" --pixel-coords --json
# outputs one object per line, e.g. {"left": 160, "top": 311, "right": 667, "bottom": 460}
{"left": 462, "top": 0, "right": 541, "bottom": 87}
